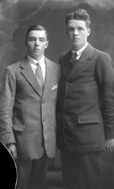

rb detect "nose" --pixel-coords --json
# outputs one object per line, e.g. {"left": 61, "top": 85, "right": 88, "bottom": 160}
{"left": 74, "top": 29, "right": 78, "bottom": 35}
{"left": 35, "top": 39, "right": 39, "bottom": 46}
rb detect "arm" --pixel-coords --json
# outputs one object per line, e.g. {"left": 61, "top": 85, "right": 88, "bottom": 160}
{"left": 7, "top": 144, "right": 17, "bottom": 159}
{"left": 96, "top": 52, "right": 114, "bottom": 153}
{"left": 0, "top": 67, "right": 17, "bottom": 158}
{"left": 105, "top": 139, "right": 114, "bottom": 153}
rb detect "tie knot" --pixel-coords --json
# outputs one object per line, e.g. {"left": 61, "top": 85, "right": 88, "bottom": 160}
{"left": 36, "top": 62, "right": 40, "bottom": 66}
{"left": 36, "top": 62, "right": 42, "bottom": 71}
{"left": 71, "top": 52, "right": 78, "bottom": 62}
{"left": 73, "top": 52, "right": 78, "bottom": 60}
{"left": 35, "top": 62, "right": 42, "bottom": 74}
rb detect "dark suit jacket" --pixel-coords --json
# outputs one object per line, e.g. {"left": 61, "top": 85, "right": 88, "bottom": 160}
{"left": 0, "top": 56, "right": 61, "bottom": 160}
{"left": 57, "top": 43, "right": 114, "bottom": 153}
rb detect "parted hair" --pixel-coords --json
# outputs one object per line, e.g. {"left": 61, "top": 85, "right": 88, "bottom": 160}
{"left": 65, "top": 8, "right": 91, "bottom": 28}
{"left": 25, "top": 24, "right": 48, "bottom": 40}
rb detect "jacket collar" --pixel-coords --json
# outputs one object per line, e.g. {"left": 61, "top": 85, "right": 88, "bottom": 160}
{"left": 20, "top": 56, "right": 43, "bottom": 97}
{"left": 63, "top": 43, "right": 95, "bottom": 78}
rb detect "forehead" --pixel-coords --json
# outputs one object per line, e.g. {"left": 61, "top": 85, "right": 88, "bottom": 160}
{"left": 67, "top": 19, "right": 87, "bottom": 28}
{"left": 28, "top": 30, "right": 47, "bottom": 39}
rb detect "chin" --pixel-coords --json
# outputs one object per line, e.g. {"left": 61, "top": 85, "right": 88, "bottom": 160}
{"left": 73, "top": 43, "right": 83, "bottom": 50}
{"left": 72, "top": 45, "right": 79, "bottom": 51}
{"left": 34, "top": 53, "right": 40, "bottom": 57}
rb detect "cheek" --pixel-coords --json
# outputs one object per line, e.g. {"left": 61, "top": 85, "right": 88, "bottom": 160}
{"left": 81, "top": 33, "right": 88, "bottom": 40}
{"left": 41, "top": 44, "right": 47, "bottom": 50}
{"left": 68, "top": 33, "right": 73, "bottom": 40}
{"left": 27, "top": 43, "right": 34, "bottom": 50}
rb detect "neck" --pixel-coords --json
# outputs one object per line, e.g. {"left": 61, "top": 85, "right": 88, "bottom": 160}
{"left": 72, "top": 43, "right": 88, "bottom": 51}
{"left": 29, "top": 55, "right": 44, "bottom": 61}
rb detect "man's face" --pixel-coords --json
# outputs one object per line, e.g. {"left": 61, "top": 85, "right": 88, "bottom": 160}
{"left": 25, "top": 30, "right": 49, "bottom": 60}
{"left": 66, "top": 19, "right": 90, "bottom": 51}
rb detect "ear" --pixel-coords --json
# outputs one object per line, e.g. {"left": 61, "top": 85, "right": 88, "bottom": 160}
{"left": 87, "top": 28, "right": 91, "bottom": 36}
{"left": 45, "top": 41, "right": 49, "bottom": 49}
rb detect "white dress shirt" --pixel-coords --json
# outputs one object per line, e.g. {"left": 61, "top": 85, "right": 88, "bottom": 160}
{"left": 28, "top": 55, "right": 46, "bottom": 83}
{"left": 72, "top": 42, "right": 88, "bottom": 60}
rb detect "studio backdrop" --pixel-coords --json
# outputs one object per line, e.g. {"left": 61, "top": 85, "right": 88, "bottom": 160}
{"left": 0, "top": 0, "right": 114, "bottom": 169}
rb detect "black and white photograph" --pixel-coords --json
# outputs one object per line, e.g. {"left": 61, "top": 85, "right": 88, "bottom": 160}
{"left": 0, "top": 0, "right": 114, "bottom": 189}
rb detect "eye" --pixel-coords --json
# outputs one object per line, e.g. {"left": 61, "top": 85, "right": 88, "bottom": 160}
{"left": 68, "top": 27, "right": 74, "bottom": 32}
{"left": 39, "top": 38, "right": 45, "bottom": 42}
{"left": 78, "top": 27, "right": 84, "bottom": 31}
{"left": 28, "top": 37, "right": 36, "bottom": 42}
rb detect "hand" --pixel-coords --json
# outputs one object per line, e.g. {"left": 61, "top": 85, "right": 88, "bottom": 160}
{"left": 7, "top": 144, "right": 17, "bottom": 159}
{"left": 105, "top": 139, "right": 114, "bottom": 153}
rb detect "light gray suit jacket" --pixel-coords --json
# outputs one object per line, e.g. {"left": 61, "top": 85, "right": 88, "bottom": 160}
{"left": 0, "top": 56, "right": 61, "bottom": 160}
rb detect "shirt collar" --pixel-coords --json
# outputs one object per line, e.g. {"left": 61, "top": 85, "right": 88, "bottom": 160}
{"left": 72, "top": 42, "right": 88, "bottom": 57}
{"left": 27, "top": 55, "right": 45, "bottom": 66}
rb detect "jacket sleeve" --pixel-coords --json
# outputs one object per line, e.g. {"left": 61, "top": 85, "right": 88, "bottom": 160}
{"left": 0, "top": 67, "right": 16, "bottom": 145}
{"left": 95, "top": 52, "right": 114, "bottom": 140}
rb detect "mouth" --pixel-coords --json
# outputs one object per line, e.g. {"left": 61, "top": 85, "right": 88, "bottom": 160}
{"left": 73, "top": 37, "right": 79, "bottom": 41}
{"left": 34, "top": 49, "right": 40, "bottom": 51}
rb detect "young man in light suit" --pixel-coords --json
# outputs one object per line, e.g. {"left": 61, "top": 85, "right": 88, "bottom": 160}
{"left": 0, "top": 25, "right": 60, "bottom": 189}
{"left": 57, "top": 8, "right": 114, "bottom": 189}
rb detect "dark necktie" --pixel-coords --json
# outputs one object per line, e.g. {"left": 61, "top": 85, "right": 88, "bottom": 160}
{"left": 70, "top": 52, "right": 78, "bottom": 70}
{"left": 35, "top": 63, "right": 43, "bottom": 90}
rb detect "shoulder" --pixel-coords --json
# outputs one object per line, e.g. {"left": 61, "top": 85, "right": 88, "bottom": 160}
{"left": 90, "top": 45, "right": 113, "bottom": 65}
{"left": 7, "top": 56, "right": 27, "bottom": 71}
{"left": 7, "top": 61, "right": 21, "bottom": 70}
{"left": 93, "top": 48, "right": 114, "bottom": 69}
{"left": 5, "top": 58, "right": 25, "bottom": 77}
{"left": 94, "top": 47, "right": 111, "bottom": 59}
{"left": 60, "top": 51, "right": 69, "bottom": 59}
{"left": 59, "top": 51, "right": 71, "bottom": 65}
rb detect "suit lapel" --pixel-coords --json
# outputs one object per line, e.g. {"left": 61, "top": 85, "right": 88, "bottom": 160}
{"left": 43, "top": 58, "right": 59, "bottom": 100}
{"left": 68, "top": 44, "right": 95, "bottom": 78}
{"left": 43, "top": 58, "right": 53, "bottom": 98}
{"left": 20, "top": 56, "right": 42, "bottom": 97}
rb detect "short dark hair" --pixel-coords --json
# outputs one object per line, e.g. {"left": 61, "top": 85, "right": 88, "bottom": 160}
{"left": 65, "top": 9, "right": 91, "bottom": 28}
{"left": 25, "top": 24, "right": 48, "bottom": 40}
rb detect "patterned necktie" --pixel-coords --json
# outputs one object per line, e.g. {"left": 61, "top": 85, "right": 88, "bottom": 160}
{"left": 70, "top": 52, "right": 78, "bottom": 70}
{"left": 35, "top": 62, "right": 43, "bottom": 90}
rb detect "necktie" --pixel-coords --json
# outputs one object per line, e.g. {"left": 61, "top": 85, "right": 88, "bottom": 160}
{"left": 35, "top": 62, "right": 43, "bottom": 90}
{"left": 70, "top": 52, "right": 78, "bottom": 70}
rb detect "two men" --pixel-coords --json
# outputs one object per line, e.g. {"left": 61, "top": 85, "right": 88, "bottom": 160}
{"left": 1, "top": 8, "right": 114, "bottom": 189}
{"left": 57, "top": 8, "right": 114, "bottom": 189}
{"left": 0, "top": 25, "right": 60, "bottom": 189}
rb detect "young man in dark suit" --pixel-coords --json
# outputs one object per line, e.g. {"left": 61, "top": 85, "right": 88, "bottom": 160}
{"left": 57, "top": 8, "right": 114, "bottom": 189}
{"left": 0, "top": 25, "right": 60, "bottom": 189}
